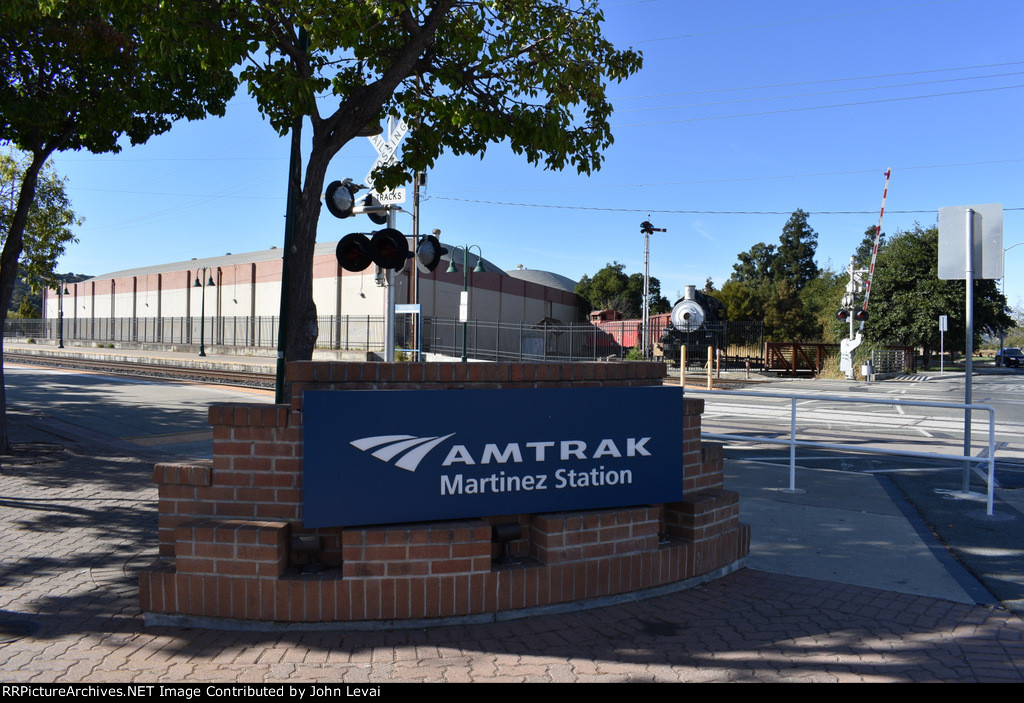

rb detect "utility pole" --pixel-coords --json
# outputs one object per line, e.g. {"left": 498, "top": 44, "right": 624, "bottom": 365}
{"left": 640, "top": 219, "right": 665, "bottom": 358}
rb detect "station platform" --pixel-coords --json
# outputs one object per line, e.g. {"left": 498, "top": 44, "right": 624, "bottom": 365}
{"left": 3, "top": 340, "right": 279, "bottom": 375}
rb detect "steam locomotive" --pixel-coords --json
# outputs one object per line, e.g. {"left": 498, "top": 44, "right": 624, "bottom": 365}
{"left": 655, "top": 286, "right": 728, "bottom": 365}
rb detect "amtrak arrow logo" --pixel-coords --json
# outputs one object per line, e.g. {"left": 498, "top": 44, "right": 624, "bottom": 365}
{"left": 350, "top": 433, "right": 455, "bottom": 472}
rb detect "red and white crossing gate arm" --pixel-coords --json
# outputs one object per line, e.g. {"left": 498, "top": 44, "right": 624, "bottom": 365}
{"left": 860, "top": 168, "right": 891, "bottom": 320}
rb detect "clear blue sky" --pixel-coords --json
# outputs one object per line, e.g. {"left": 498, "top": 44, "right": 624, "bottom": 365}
{"left": 50, "top": 0, "right": 1024, "bottom": 313}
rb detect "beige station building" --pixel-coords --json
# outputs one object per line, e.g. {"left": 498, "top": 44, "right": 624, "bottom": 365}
{"left": 42, "top": 240, "right": 583, "bottom": 357}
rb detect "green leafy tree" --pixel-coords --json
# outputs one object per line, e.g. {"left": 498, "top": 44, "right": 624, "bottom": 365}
{"left": 11, "top": 297, "right": 39, "bottom": 320}
{"left": 761, "top": 279, "right": 809, "bottom": 341}
{"left": 1, "top": 151, "right": 79, "bottom": 297}
{"left": 854, "top": 225, "right": 885, "bottom": 269}
{"left": 191, "top": 1, "right": 642, "bottom": 368}
{"left": 774, "top": 209, "right": 819, "bottom": 288}
{"left": 730, "top": 241, "right": 777, "bottom": 284}
{"left": 731, "top": 210, "right": 820, "bottom": 289}
{"left": 865, "top": 224, "right": 1011, "bottom": 364}
{"left": 716, "top": 278, "right": 767, "bottom": 323}
{"left": 0, "top": 0, "right": 238, "bottom": 450}
{"left": 1002, "top": 302, "right": 1024, "bottom": 348}
{"left": 575, "top": 263, "right": 628, "bottom": 314}
{"left": 575, "top": 262, "right": 666, "bottom": 319}
{"left": 801, "top": 266, "right": 846, "bottom": 343}
{"left": 725, "top": 209, "right": 828, "bottom": 340}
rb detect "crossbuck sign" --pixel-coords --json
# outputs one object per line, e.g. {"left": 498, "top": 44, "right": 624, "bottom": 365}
{"left": 364, "top": 119, "right": 409, "bottom": 205}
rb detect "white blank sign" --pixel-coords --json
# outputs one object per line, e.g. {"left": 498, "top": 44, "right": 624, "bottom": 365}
{"left": 938, "top": 204, "right": 1003, "bottom": 280}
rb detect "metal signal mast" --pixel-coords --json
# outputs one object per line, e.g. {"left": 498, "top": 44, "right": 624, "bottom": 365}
{"left": 838, "top": 169, "right": 891, "bottom": 380}
{"left": 640, "top": 219, "right": 666, "bottom": 357}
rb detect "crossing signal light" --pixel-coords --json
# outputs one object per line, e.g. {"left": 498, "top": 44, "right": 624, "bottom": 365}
{"left": 336, "top": 233, "right": 374, "bottom": 272}
{"left": 641, "top": 220, "right": 654, "bottom": 234}
{"left": 336, "top": 229, "right": 412, "bottom": 272}
{"left": 362, "top": 194, "right": 389, "bottom": 225}
{"left": 371, "top": 228, "right": 412, "bottom": 270}
{"left": 854, "top": 309, "right": 868, "bottom": 322}
{"left": 836, "top": 309, "right": 850, "bottom": 321}
{"left": 415, "top": 235, "right": 448, "bottom": 273}
{"left": 325, "top": 180, "right": 359, "bottom": 218}
{"left": 326, "top": 180, "right": 389, "bottom": 225}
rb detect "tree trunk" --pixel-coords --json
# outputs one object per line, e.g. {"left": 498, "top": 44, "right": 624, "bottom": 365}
{"left": 0, "top": 152, "right": 45, "bottom": 454}
{"left": 282, "top": 143, "right": 332, "bottom": 367}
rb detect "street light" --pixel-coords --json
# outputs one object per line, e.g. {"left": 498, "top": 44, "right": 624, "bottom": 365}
{"left": 192, "top": 267, "right": 215, "bottom": 357}
{"left": 998, "top": 241, "right": 1024, "bottom": 363}
{"left": 446, "top": 245, "right": 485, "bottom": 362}
{"left": 57, "top": 284, "right": 69, "bottom": 349}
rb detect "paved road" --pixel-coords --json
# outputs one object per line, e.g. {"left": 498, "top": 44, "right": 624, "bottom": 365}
{"left": 691, "top": 371, "right": 1024, "bottom": 615}
{"left": 695, "top": 371, "right": 1024, "bottom": 464}
{"left": 0, "top": 357, "right": 1022, "bottom": 682}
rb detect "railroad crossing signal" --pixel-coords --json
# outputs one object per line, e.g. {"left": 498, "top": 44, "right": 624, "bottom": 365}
{"left": 837, "top": 259, "right": 869, "bottom": 326}
{"left": 336, "top": 229, "right": 412, "bottom": 273}
{"left": 365, "top": 119, "right": 409, "bottom": 205}
{"left": 325, "top": 179, "right": 359, "bottom": 218}
{"left": 415, "top": 235, "right": 448, "bottom": 273}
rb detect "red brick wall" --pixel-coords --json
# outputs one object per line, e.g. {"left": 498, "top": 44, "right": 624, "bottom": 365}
{"left": 140, "top": 360, "right": 749, "bottom": 624}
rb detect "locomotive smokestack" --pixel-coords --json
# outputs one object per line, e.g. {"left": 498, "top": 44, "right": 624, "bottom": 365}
{"left": 684, "top": 285, "right": 696, "bottom": 301}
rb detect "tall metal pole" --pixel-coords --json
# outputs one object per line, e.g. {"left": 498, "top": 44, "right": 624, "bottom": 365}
{"left": 57, "top": 286, "right": 65, "bottom": 349}
{"left": 642, "top": 230, "right": 650, "bottom": 358}
{"left": 461, "top": 247, "right": 469, "bottom": 363}
{"left": 999, "top": 243, "right": 1024, "bottom": 362}
{"left": 412, "top": 173, "right": 421, "bottom": 360}
{"left": 962, "top": 208, "right": 975, "bottom": 492}
{"left": 384, "top": 206, "right": 396, "bottom": 362}
{"left": 453, "top": 245, "right": 482, "bottom": 363}
{"left": 195, "top": 267, "right": 213, "bottom": 358}
{"left": 639, "top": 219, "right": 664, "bottom": 358}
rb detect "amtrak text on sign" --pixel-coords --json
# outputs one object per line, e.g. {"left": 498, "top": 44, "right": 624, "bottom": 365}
{"left": 302, "top": 387, "right": 684, "bottom": 528}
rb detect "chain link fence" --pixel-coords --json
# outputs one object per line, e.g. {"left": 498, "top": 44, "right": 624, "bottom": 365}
{"left": 5, "top": 316, "right": 765, "bottom": 365}
{"left": 870, "top": 347, "right": 914, "bottom": 374}
{"left": 4, "top": 316, "right": 385, "bottom": 352}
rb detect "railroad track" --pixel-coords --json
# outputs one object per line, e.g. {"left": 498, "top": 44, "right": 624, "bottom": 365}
{"left": 2, "top": 352, "right": 275, "bottom": 389}
{"left": 4, "top": 352, "right": 775, "bottom": 391}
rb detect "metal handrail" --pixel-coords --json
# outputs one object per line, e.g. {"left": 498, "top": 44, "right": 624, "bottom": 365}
{"left": 684, "top": 388, "right": 999, "bottom": 516}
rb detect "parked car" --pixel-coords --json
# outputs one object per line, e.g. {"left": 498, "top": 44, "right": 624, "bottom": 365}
{"left": 995, "top": 347, "right": 1024, "bottom": 367}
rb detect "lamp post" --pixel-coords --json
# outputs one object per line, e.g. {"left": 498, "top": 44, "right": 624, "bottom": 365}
{"left": 57, "top": 284, "right": 68, "bottom": 349}
{"left": 998, "top": 242, "right": 1024, "bottom": 363}
{"left": 446, "top": 245, "right": 485, "bottom": 362}
{"left": 193, "top": 267, "right": 215, "bottom": 357}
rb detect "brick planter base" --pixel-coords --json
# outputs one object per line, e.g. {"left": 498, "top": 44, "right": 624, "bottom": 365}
{"left": 139, "top": 361, "right": 749, "bottom": 626}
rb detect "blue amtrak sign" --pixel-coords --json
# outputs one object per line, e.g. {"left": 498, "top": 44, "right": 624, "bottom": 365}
{"left": 302, "top": 386, "right": 684, "bottom": 528}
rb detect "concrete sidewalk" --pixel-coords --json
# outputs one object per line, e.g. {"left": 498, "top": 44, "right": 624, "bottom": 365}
{"left": 1, "top": 409, "right": 1022, "bottom": 682}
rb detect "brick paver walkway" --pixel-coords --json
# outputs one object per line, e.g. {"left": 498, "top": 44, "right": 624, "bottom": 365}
{"left": 1, "top": 411, "right": 1022, "bottom": 683}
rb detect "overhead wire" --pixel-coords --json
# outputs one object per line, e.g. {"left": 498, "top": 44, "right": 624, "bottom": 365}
{"left": 426, "top": 195, "right": 1023, "bottom": 217}
{"left": 614, "top": 71, "right": 1024, "bottom": 113}
{"left": 614, "top": 83, "right": 1024, "bottom": 127}
{"left": 610, "top": 60, "right": 1024, "bottom": 102}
